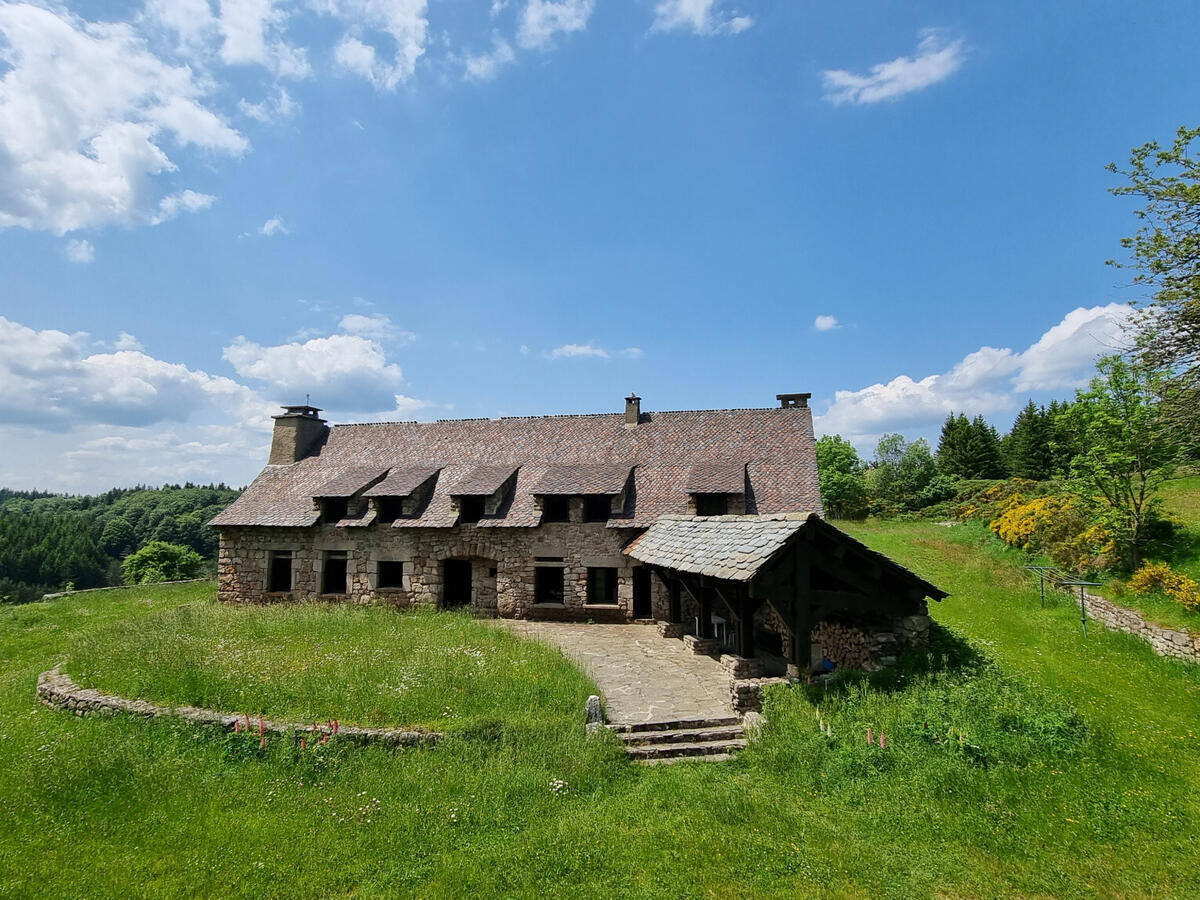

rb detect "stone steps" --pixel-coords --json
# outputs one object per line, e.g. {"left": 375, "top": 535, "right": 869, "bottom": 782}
{"left": 618, "top": 725, "right": 744, "bottom": 746}
{"left": 625, "top": 737, "right": 747, "bottom": 761}
{"left": 608, "top": 715, "right": 742, "bottom": 734}
{"left": 612, "top": 715, "right": 746, "bottom": 763}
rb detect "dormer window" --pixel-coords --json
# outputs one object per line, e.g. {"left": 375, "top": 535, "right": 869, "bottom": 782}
{"left": 459, "top": 496, "right": 486, "bottom": 524}
{"left": 542, "top": 495, "right": 571, "bottom": 523}
{"left": 694, "top": 493, "right": 729, "bottom": 516}
{"left": 321, "top": 498, "right": 348, "bottom": 524}
{"left": 376, "top": 497, "right": 404, "bottom": 524}
{"left": 583, "top": 495, "right": 611, "bottom": 522}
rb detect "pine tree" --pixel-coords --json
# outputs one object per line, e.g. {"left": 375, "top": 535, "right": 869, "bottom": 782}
{"left": 936, "top": 413, "right": 974, "bottom": 477}
{"left": 1006, "top": 401, "right": 1055, "bottom": 480}
{"left": 966, "top": 415, "right": 1008, "bottom": 479}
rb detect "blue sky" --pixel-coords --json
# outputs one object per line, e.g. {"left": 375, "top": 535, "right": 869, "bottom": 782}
{"left": 1, "top": 0, "right": 1197, "bottom": 490}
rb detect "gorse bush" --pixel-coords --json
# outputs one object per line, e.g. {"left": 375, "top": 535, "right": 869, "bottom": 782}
{"left": 1129, "top": 561, "right": 1200, "bottom": 610}
{"left": 989, "top": 493, "right": 1117, "bottom": 574}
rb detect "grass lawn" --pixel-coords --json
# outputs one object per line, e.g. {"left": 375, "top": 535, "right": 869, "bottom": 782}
{"left": 5, "top": 524, "right": 1200, "bottom": 897}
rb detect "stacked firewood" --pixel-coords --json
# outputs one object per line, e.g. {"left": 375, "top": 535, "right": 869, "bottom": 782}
{"left": 811, "top": 621, "right": 873, "bottom": 671}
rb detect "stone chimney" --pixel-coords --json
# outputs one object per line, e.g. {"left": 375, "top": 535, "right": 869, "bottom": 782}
{"left": 625, "top": 393, "right": 641, "bottom": 427}
{"left": 269, "top": 404, "right": 328, "bottom": 465}
{"left": 776, "top": 393, "right": 812, "bottom": 409}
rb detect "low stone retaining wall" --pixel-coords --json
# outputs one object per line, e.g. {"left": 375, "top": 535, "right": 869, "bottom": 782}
{"left": 1080, "top": 593, "right": 1200, "bottom": 663}
{"left": 36, "top": 668, "right": 440, "bottom": 748}
{"left": 41, "top": 579, "right": 209, "bottom": 600}
{"left": 731, "top": 676, "right": 794, "bottom": 714}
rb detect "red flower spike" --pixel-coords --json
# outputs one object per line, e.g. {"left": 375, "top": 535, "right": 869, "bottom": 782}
{"left": 301, "top": 737, "right": 307, "bottom": 750}
{"left": 258, "top": 716, "right": 264, "bottom": 736}
{"left": 234, "top": 720, "right": 240, "bottom": 734}
{"left": 333, "top": 719, "right": 339, "bottom": 735}
{"left": 880, "top": 732, "right": 886, "bottom": 749}
{"left": 867, "top": 727, "right": 873, "bottom": 746}
{"left": 259, "top": 735, "right": 266, "bottom": 749}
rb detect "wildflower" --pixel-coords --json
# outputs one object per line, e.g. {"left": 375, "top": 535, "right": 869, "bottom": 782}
{"left": 867, "top": 727, "right": 873, "bottom": 746}
{"left": 301, "top": 736, "right": 307, "bottom": 750}
{"left": 879, "top": 732, "right": 886, "bottom": 749}
{"left": 259, "top": 735, "right": 266, "bottom": 749}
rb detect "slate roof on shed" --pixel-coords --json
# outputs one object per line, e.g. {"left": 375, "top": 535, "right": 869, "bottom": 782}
{"left": 624, "top": 513, "right": 947, "bottom": 600}
{"left": 210, "top": 405, "right": 822, "bottom": 529}
{"left": 624, "top": 513, "right": 811, "bottom": 581}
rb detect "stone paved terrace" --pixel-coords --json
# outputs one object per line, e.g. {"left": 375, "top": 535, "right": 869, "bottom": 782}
{"left": 495, "top": 621, "right": 735, "bottom": 725}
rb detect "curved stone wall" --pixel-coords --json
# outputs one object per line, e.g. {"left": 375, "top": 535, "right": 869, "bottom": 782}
{"left": 36, "top": 668, "right": 440, "bottom": 748}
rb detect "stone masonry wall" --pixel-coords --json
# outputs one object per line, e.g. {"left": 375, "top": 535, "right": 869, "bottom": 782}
{"left": 218, "top": 523, "right": 667, "bottom": 622}
{"left": 1081, "top": 591, "right": 1200, "bottom": 663}
{"left": 37, "top": 668, "right": 438, "bottom": 747}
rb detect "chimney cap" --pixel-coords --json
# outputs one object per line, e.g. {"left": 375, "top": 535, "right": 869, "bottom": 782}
{"left": 776, "top": 393, "right": 811, "bottom": 409}
{"left": 274, "top": 403, "right": 324, "bottom": 419}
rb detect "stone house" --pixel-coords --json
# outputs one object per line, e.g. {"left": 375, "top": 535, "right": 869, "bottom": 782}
{"left": 211, "top": 393, "right": 945, "bottom": 675}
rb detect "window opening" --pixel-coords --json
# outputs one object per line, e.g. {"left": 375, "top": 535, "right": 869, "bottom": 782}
{"left": 542, "top": 495, "right": 570, "bottom": 522}
{"left": 267, "top": 550, "right": 292, "bottom": 592}
{"left": 583, "top": 495, "right": 611, "bottom": 522}
{"left": 695, "top": 494, "right": 729, "bottom": 516}
{"left": 322, "top": 550, "right": 348, "bottom": 594}
{"left": 535, "top": 567, "right": 565, "bottom": 604}
{"left": 587, "top": 567, "right": 618, "bottom": 605}
{"left": 459, "top": 496, "right": 485, "bottom": 524}
{"left": 378, "top": 560, "right": 404, "bottom": 589}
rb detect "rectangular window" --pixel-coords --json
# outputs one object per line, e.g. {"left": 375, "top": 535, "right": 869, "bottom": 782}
{"left": 321, "top": 498, "right": 348, "bottom": 524}
{"left": 695, "top": 493, "right": 729, "bottom": 516}
{"left": 541, "top": 495, "right": 570, "bottom": 523}
{"left": 322, "top": 550, "right": 348, "bottom": 594}
{"left": 535, "top": 566, "right": 565, "bottom": 605}
{"left": 583, "top": 495, "right": 611, "bottom": 522}
{"left": 377, "top": 560, "right": 404, "bottom": 589}
{"left": 267, "top": 550, "right": 292, "bottom": 592}
{"left": 587, "top": 567, "right": 619, "bottom": 605}
{"left": 458, "top": 496, "right": 485, "bottom": 524}
{"left": 376, "top": 497, "right": 404, "bottom": 524}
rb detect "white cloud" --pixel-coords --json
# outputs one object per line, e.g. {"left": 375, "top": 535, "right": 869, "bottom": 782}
{"left": 114, "top": 332, "right": 143, "bottom": 351}
{"left": 153, "top": 189, "right": 217, "bottom": 224}
{"left": 238, "top": 87, "right": 299, "bottom": 123}
{"left": 222, "top": 332, "right": 408, "bottom": 410}
{"left": 815, "top": 304, "right": 1136, "bottom": 452}
{"left": 547, "top": 342, "right": 609, "bottom": 359}
{"left": 822, "top": 29, "right": 966, "bottom": 106}
{"left": 0, "top": 4, "right": 245, "bottom": 234}
{"left": 318, "top": 0, "right": 429, "bottom": 90}
{"left": 337, "top": 313, "right": 415, "bottom": 343}
{"left": 518, "top": 0, "right": 594, "bottom": 50}
{"left": 64, "top": 238, "right": 95, "bottom": 263}
{"left": 814, "top": 314, "right": 839, "bottom": 332}
{"left": 464, "top": 38, "right": 517, "bottom": 81}
{"left": 651, "top": 0, "right": 753, "bottom": 36}
{"left": 217, "top": 0, "right": 310, "bottom": 77}
{"left": 0, "top": 316, "right": 263, "bottom": 430}
{"left": 260, "top": 215, "right": 288, "bottom": 236}
{"left": 620, "top": 347, "right": 645, "bottom": 359}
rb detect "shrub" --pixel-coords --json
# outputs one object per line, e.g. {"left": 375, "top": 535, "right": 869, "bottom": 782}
{"left": 121, "top": 541, "right": 204, "bottom": 585}
{"left": 1129, "top": 562, "right": 1200, "bottom": 610}
{"left": 989, "top": 493, "right": 1117, "bottom": 573}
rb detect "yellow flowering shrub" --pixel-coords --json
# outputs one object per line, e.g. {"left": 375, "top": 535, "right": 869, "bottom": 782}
{"left": 1130, "top": 562, "right": 1200, "bottom": 611}
{"left": 989, "top": 493, "right": 1115, "bottom": 573}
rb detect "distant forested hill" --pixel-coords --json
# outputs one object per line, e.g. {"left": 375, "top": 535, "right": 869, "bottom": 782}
{"left": 0, "top": 484, "right": 240, "bottom": 603}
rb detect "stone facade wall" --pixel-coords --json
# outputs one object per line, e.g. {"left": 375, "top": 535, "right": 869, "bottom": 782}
{"left": 1081, "top": 592, "right": 1200, "bottom": 663}
{"left": 36, "top": 668, "right": 438, "bottom": 747}
{"left": 218, "top": 522, "right": 668, "bottom": 623}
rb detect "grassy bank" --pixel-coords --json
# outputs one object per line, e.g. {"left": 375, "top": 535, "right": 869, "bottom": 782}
{"left": 4, "top": 538, "right": 1200, "bottom": 896}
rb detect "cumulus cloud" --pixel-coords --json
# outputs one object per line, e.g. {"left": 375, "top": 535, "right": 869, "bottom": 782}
{"left": 651, "top": 0, "right": 753, "bottom": 36}
{"left": 0, "top": 4, "right": 247, "bottom": 234}
{"left": 0, "top": 316, "right": 262, "bottom": 430}
{"left": 152, "top": 190, "right": 217, "bottom": 224}
{"left": 64, "top": 239, "right": 95, "bottom": 264}
{"left": 217, "top": 0, "right": 310, "bottom": 77}
{"left": 822, "top": 29, "right": 966, "bottom": 105}
{"left": 222, "top": 332, "right": 409, "bottom": 410}
{"left": 238, "top": 87, "right": 299, "bottom": 124}
{"left": 814, "top": 314, "right": 839, "bottom": 332}
{"left": 815, "top": 304, "right": 1137, "bottom": 452}
{"left": 518, "top": 0, "right": 594, "bottom": 50}
{"left": 319, "top": 0, "right": 429, "bottom": 90}
{"left": 337, "top": 313, "right": 415, "bottom": 343}
{"left": 114, "top": 332, "right": 144, "bottom": 351}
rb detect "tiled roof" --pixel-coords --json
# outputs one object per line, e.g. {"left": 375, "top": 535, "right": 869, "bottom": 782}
{"left": 686, "top": 462, "right": 746, "bottom": 494}
{"left": 533, "top": 464, "right": 632, "bottom": 495}
{"left": 625, "top": 513, "right": 947, "bottom": 600}
{"left": 449, "top": 465, "right": 519, "bottom": 496}
{"left": 624, "top": 513, "right": 811, "bottom": 581}
{"left": 363, "top": 466, "right": 441, "bottom": 498}
{"left": 314, "top": 467, "right": 388, "bottom": 498}
{"left": 210, "top": 406, "right": 822, "bottom": 528}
